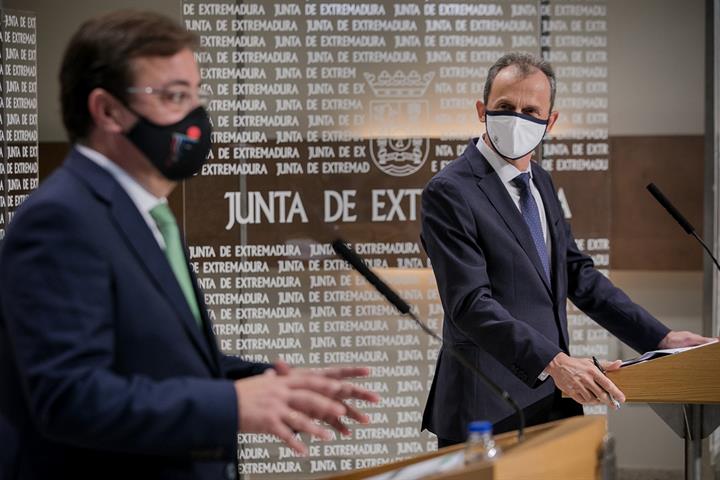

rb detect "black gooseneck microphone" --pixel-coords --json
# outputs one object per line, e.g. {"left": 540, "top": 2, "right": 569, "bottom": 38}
{"left": 646, "top": 183, "right": 720, "bottom": 271}
{"left": 331, "top": 239, "right": 525, "bottom": 441}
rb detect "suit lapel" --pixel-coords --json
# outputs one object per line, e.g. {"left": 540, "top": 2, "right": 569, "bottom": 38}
{"left": 65, "top": 150, "right": 219, "bottom": 373}
{"left": 531, "top": 164, "right": 564, "bottom": 301}
{"left": 532, "top": 164, "right": 570, "bottom": 347}
{"left": 466, "top": 140, "right": 552, "bottom": 295}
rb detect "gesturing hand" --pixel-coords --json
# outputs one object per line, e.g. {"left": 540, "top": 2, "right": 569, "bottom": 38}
{"left": 272, "top": 361, "right": 380, "bottom": 435}
{"left": 545, "top": 352, "right": 625, "bottom": 409}
{"left": 234, "top": 366, "right": 380, "bottom": 455}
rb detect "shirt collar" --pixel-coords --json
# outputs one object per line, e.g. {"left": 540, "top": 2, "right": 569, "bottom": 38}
{"left": 476, "top": 136, "right": 532, "bottom": 184}
{"left": 76, "top": 144, "right": 166, "bottom": 213}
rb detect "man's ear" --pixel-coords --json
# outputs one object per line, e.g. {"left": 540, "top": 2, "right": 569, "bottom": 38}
{"left": 475, "top": 100, "right": 487, "bottom": 124}
{"left": 546, "top": 110, "right": 560, "bottom": 133}
{"left": 87, "top": 88, "right": 129, "bottom": 134}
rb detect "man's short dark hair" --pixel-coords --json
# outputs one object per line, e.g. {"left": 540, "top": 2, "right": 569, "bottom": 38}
{"left": 59, "top": 10, "right": 198, "bottom": 143}
{"left": 483, "top": 52, "right": 557, "bottom": 111}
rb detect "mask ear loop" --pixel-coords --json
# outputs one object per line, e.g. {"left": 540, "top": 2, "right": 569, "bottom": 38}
{"left": 104, "top": 90, "right": 144, "bottom": 135}
{"left": 111, "top": 89, "right": 168, "bottom": 129}
{"left": 482, "top": 111, "right": 494, "bottom": 150}
{"left": 536, "top": 112, "right": 551, "bottom": 161}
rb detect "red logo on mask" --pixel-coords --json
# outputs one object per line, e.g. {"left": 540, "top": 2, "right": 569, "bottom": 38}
{"left": 186, "top": 126, "right": 201, "bottom": 141}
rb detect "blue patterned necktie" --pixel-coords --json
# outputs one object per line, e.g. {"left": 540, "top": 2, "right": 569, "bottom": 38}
{"left": 512, "top": 173, "right": 550, "bottom": 280}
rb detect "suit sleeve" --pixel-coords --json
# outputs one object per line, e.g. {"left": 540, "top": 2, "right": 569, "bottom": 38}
{"left": 422, "top": 177, "right": 562, "bottom": 386}
{"left": 563, "top": 221, "right": 670, "bottom": 353}
{"left": 220, "top": 355, "right": 272, "bottom": 379}
{"left": 0, "top": 202, "right": 238, "bottom": 458}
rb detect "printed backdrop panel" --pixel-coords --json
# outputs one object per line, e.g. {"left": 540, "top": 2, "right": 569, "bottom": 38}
{"left": 0, "top": 9, "right": 38, "bottom": 240}
{"left": 180, "top": 1, "right": 612, "bottom": 476}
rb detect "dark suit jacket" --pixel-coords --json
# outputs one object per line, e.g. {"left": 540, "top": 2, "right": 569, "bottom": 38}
{"left": 421, "top": 139, "right": 670, "bottom": 442}
{"left": 0, "top": 149, "right": 270, "bottom": 479}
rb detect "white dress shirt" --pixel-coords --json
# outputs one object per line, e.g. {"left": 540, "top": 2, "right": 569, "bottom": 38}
{"left": 476, "top": 137, "right": 552, "bottom": 261}
{"left": 76, "top": 144, "right": 167, "bottom": 249}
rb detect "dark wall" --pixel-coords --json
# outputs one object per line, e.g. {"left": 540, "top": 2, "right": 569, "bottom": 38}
{"left": 610, "top": 135, "right": 704, "bottom": 270}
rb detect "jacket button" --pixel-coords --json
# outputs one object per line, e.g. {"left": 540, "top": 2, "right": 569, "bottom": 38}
{"left": 225, "top": 463, "right": 237, "bottom": 480}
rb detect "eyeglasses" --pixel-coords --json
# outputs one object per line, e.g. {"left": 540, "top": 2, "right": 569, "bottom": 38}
{"left": 126, "top": 85, "right": 210, "bottom": 109}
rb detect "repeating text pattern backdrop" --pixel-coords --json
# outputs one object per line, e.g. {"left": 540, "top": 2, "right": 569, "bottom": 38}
{"left": 180, "top": 1, "right": 611, "bottom": 476}
{"left": 0, "top": 10, "right": 38, "bottom": 241}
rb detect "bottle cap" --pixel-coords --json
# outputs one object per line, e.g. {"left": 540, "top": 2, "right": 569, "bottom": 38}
{"left": 468, "top": 420, "right": 493, "bottom": 434}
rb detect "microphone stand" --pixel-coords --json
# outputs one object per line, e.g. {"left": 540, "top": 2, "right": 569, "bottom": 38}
{"left": 405, "top": 308, "right": 525, "bottom": 441}
{"left": 646, "top": 182, "right": 719, "bottom": 480}
{"left": 332, "top": 239, "right": 525, "bottom": 441}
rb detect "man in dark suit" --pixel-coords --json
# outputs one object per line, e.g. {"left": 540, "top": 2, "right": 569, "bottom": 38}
{"left": 421, "top": 52, "right": 713, "bottom": 447}
{"left": 0, "top": 11, "right": 378, "bottom": 479}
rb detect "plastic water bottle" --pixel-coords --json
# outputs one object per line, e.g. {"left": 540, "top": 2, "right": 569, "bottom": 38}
{"left": 464, "top": 420, "right": 502, "bottom": 465}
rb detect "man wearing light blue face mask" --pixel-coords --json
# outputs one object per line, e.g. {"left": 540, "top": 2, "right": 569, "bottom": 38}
{"left": 420, "top": 52, "right": 713, "bottom": 447}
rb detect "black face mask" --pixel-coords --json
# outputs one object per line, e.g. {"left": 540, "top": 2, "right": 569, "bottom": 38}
{"left": 125, "top": 105, "right": 212, "bottom": 181}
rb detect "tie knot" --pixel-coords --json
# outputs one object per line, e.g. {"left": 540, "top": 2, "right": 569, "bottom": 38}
{"left": 513, "top": 172, "right": 531, "bottom": 191}
{"left": 149, "top": 203, "right": 176, "bottom": 229}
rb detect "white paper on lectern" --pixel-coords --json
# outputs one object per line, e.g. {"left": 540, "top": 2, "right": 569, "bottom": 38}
{"left": 620, "top": 338, "right": 718, "bottom": 367}
{"left": 365, "top": 450, "right": 465, "bottom": 480}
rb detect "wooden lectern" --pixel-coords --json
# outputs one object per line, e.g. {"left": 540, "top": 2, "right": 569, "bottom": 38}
{"left": 606, "top": 341, "right": 720, "bottom": 403}
{"left": 323, "top": 416, "right": 609, "bottom": 480}
{"left": 606, "top": 341, "right": 720, "bottom": 480}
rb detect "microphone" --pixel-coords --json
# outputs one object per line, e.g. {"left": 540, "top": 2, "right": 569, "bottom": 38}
{"left": 646, "top": 183, "right": 694, "bottom": 234}
{"left": 331, "top": 240, "right": 411, "bottom": 315}
{"left": 646, "top": 183, "right": 720, "bottom": 271}
{"left": 331, "top": 239, "right": 526, "bottom": 441}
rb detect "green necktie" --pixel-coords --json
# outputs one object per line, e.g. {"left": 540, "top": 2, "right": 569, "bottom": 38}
{"left": 149, "top": 203, "right": 202, "bottom": 328}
